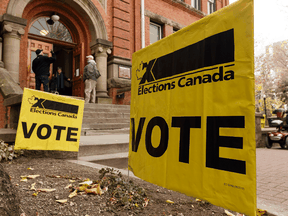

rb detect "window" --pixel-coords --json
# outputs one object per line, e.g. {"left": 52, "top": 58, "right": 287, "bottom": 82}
{"left": 207, "top": 0, "right": 216, "bottom": 14}
{"left": 29, "top": 17, "right": 73, "bottom": 42}
{"left": 191, "top": 0, "right": 201, "bottom": 10}
{"left": 150, "top": 22, "right": 162, "bottom": 44}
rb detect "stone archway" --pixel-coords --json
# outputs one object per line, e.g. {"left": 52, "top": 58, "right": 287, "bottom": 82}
{"left": 3, "top": 0, "right": 112, "bottom": 99}
{"left": 6, "top": 0, "right": 108, "bottom": 41}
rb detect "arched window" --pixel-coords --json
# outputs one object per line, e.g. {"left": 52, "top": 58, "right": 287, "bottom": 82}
{"left": 29, "top": 17, "right": 73, "bottom": 42}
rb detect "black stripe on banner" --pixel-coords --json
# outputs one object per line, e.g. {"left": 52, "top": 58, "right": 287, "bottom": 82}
{"left": 32, "top": 99, "right": 79, "bottom": 114}
{"left": 140, "top": 29, "right": 235, "bottom": 84}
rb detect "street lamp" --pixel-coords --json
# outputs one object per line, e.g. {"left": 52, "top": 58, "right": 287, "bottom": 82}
{"left": 263, "top": 94, "right": 267, "bottom": 126}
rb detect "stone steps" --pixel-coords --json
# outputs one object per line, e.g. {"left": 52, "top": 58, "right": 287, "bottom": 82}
{"left": 0, "top": 129, "right": 17, "bottom": 143}
{"left": 82, "top": 104, "right": 130, "bottom": 134}
{"left": 78, "top": 134, "right": 129, "bottom": 157}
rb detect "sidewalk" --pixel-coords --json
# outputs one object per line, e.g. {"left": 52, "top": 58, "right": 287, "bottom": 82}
{"left": 78, "top": 134, "right": 288, "bottom": 215}
{"left": 257, "top": 146, "right": 288, "bottom": 216}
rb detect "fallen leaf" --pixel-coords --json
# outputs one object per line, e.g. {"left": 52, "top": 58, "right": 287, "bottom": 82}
{"left": 21, "top": 175, "right": 40, "bottom": 179}
{"left": 20, "top": 177, "right": 27, "bottom": 182}
{"left": 97, "top": 184, "right": 103, "bottom": 195}
{"left": 135, "top": 203, "right": 139, "bottom": 207}
{"left": 32, "top": 192, "right": 38, "bottom": 197}
{"left": 69, "top": 190, "right": 78, "bottom": 198}
{"left": 79, "top": 180, "right": 93, "bottom": 185}
{"left": 38, "top": 188, "right": 56, "bottom": 192}
{"left": 69, "top": 179, "right": 75, "bottom": 183}
{"left": 56, "top": 199, "right": 68, "bottom": 204}
{"left": 257, "top": 209, "right": 267, "bottom": 216}
{"left": 166, "top": 200, "right": 174, "bottom": 204}
{"left": 30, "top": 183, "right": 36, "bottom": 191}
{"left": 103, "top": 186, "right": 108, "bottom": 192}
{"left": 143, "top": 198, "right": 149, "bottom": 207}
{"left": 225, "top": 210, "right": 235, "bottom": 216}
{"left": 27, "top": 167, "right": 34, "bottom": 170}
{"left": 65, "top": 184, "right": 72, "bottom": 189}
{"left": 85, "top": 188, "right": 97, "bottom": 195}
{"left": 78, "top": 185, "right": 88, "bottom": 192}
{"left": 196, "top": 198, "right": 202, "bottom": 202}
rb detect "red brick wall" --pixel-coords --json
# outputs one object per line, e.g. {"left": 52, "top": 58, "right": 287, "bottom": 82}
{"left": 112, "top": 0, "right": 131, "bottom": 59}
{"left": 108, "top": 88, "right": 131, "bottom": 105}
{"left": 0, "top": 94, "right": 5, "bottom": 128}
{"left": 0, "top": 0, "right": 9, "bottom": 15}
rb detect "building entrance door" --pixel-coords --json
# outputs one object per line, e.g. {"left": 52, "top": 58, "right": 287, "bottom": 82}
{"left": 27, "top": 17, "right": 83, "bottom": 97}
{"left": 27, "top": 39, "right": 78, "bottom": 96}
{"left": 27, "top": 39, "right": 53, "bottom": 90}
{"left": 72, "top": 42, "right": 84, "bottom": 97}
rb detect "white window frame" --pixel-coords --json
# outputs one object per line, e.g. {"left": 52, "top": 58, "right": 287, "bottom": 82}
{"left": 207, "top": 0, "right": 216, "bottom": 14}
{"left": 191, "top": 0, "right": 201, "bottom": 11}
{"left": 150, "top": 22, "right": 162, "bottom": 45}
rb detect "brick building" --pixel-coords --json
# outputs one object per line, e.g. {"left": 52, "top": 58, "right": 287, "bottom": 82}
{"left": 0, "top": 0, "right": 229, "bottom": 129}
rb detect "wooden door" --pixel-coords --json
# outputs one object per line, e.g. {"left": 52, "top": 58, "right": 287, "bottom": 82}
{"left": 27, "top": 40, "right": 53, "bottom": 89}
{"left": 72, "top": 42, "right": 84, "bottom": 97}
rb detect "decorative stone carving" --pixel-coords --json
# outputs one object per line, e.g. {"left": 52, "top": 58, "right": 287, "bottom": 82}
{"left": 3, "top": 25, "right": 13, "bottom": 33}
{"left": 1, "top": 14, "right": 27, "bottom": 83}
{"left": 17, "top": 28, "right": 25, "bottom": 35}
{"left": 107, "top": 48, "right": 112, "bottom": 54}
{"left": 98, "top": 46, "right": 104, "bottom": 53}
{"left": 108, "top": 77, "right": 131, "bottom": 88}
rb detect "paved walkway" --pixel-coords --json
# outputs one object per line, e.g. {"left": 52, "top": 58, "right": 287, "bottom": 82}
{"left": 257, "top": 145, "right": 288, "bottom": 216}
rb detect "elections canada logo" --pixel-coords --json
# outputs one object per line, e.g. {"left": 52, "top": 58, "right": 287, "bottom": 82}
{"left": 28, "top": 95, "right": 79, "bottom": 119}
{"left": 136, "top": 29, "right": 236, "bottom": 96}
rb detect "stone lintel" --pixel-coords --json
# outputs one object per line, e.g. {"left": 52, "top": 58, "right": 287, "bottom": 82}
{"left": 3, "top": 94, "right": 22, "bottom": 106}
{"left": 91, "top": 39, "right": 113, "bottom": 50}
{"left": 117, "top": 87, "right": 131, "bottom": 94}
{"left": 1, "top": 13, "right": 27, "bottom": 26}
{"left": 108, "top": 77, "right": 131, "bottom": 88}
{"left": 108, "top": 56, "right": 131, "bottom": 67}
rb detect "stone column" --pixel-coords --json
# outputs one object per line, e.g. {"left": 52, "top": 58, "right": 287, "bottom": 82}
{"left": 0, "top": 37, "right": 4, "bottom": 68}
{"left": 91, "top": 39, "right": 112, "bottom": 103}
{"left": 1, "top": 14, "right": 27, "bottom": 83}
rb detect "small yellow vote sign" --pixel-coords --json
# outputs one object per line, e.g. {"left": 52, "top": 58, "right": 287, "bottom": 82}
{"left": 15, "top": 88, "right": 84, "bottom": 152}
{"left": 129, "top": 0, "right": 255, "bottom": 215}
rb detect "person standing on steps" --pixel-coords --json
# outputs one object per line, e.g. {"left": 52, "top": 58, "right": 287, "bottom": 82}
{"left": 32, "top": 49, "right": 56, "bottom": 92}
{"left": 83, "top": 55, "right": 100, "bottom": 103}
{"left": 51, "top": 67, "right": 71, "bottom": 95}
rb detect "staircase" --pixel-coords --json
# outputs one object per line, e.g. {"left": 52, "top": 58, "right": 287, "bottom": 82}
{"left": 81, "top": 103, "right": 130, "bottom": 135}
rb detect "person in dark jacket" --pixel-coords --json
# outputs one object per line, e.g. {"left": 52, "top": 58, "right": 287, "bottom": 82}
{"left": 51, "top": 67, "right": 70, "bottom": 95}
{"left": 32, "top": 49, "right": 56, "bottom": 92}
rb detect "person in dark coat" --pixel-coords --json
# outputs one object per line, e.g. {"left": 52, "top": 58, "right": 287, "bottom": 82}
{"left": 32, "top": 49, "right": 56, "bottom": 92}
{"left": 51, "top": 67, "right": 70, "bottom": 95}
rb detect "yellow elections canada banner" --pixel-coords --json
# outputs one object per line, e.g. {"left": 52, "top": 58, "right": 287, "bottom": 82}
{"left": 15, "top": 88, "right": 84, "bottom": 152}
{"left": 129, "top": 0, "right": 255, "bottom": 215}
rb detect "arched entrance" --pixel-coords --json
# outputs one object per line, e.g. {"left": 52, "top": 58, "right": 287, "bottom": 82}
{"left": 4, "top": 0, "right": 111, "bottom": 98}
{"left": 27, "top": 17, "right": 76, "bottom": 95}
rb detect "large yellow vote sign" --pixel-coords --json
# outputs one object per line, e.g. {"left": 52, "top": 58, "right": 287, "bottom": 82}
{"left": 129, "top": 0, "right": 255, "bottom": 215}
{"left": 15, "top": 88, "right": 84, "bottom": 152}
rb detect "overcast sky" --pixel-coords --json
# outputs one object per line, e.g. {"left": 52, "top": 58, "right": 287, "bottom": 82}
{"left": 229, "top": 0, "right": 288, "bottom": 56}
